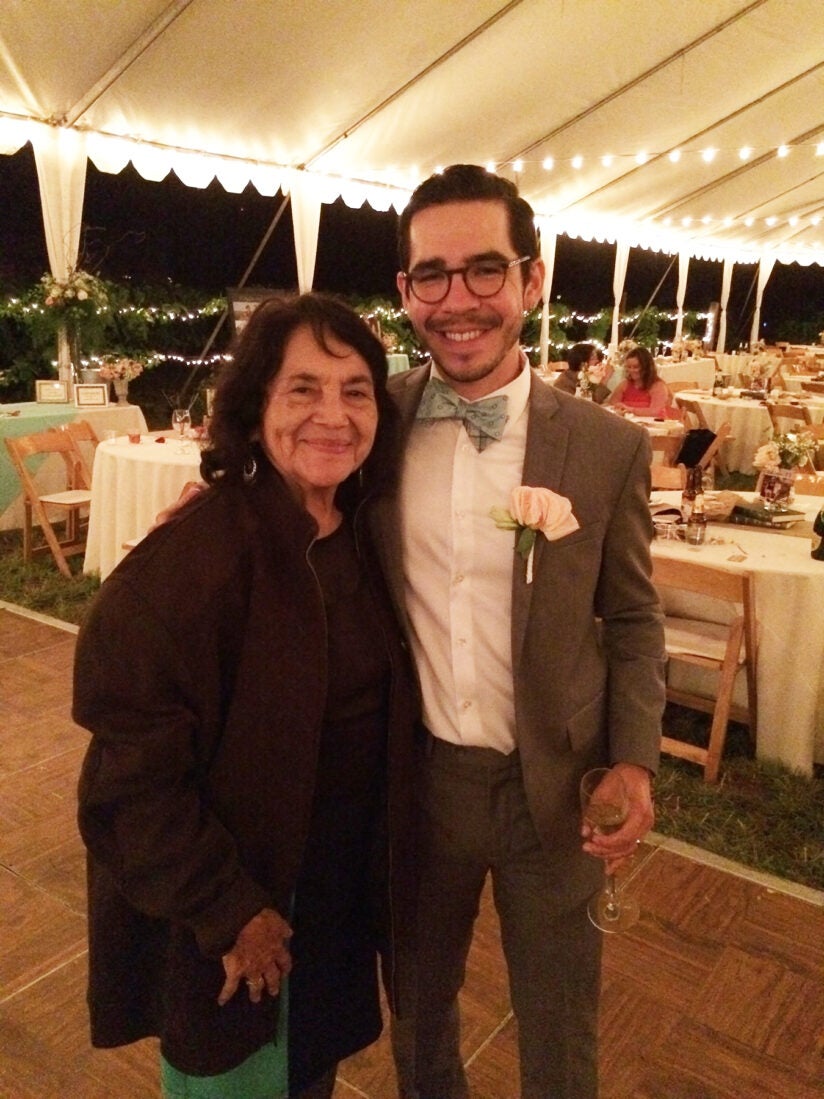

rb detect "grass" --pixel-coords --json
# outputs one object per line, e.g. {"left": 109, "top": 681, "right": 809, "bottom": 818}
{"left": 1, "top": 531, "right": 822, "bottom": 893}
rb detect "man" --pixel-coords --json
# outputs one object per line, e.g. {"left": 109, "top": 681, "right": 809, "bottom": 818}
{"left": 371, "top": 165, "right": 665, "bottom": 1098}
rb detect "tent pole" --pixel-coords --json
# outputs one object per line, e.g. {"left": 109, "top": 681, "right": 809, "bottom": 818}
{"left": 178, "top": 193, "right": 291, "bottom": 406}
{"left": 627, "top": 255, "right": 677, "bottom": 340}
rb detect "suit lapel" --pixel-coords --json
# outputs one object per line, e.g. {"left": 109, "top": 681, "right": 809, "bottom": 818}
{"left": 370, "top": 366, "right": 431, "bottom": 631}
{"left": 512, "top": 376, "right": 570, "bottom": 670}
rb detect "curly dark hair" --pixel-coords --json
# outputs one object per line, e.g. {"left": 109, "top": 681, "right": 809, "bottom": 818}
{"left": 397, "top": 164, "right": 540, "bottom": 275}
{"left": 201, "top": 292, "right": 399, "bottom": 507}
{"left": 566, "top": 343, "right": 596, "bottom": 373}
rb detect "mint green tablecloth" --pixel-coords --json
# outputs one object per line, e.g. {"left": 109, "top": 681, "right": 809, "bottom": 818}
{"left": 0, "top": 403, "right": 78, "bottom": 514}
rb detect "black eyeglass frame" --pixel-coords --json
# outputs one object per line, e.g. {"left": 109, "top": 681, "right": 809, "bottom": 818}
{"left": 402, "top": 255, "right": 533, "bottom": 304}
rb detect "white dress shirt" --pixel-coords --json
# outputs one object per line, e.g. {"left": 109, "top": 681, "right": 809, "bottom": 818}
{"left": 399, "top": 358, "right": 531, "bottom": 752}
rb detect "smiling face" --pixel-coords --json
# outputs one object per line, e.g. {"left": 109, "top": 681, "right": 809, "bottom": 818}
{"left": 624, "top": 354, "right": 643, "bottom": 385}
{"left": 259, "top": 325, "right": 378, "bottom": 506}
{"left": 398, "top": 200, "right": 545, "bottom": 400}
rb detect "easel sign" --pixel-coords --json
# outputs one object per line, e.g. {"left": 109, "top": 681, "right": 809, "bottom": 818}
{"left": 227, "top": 287, "right": 277, "bottom": 337}
{"left": 35, "top": 380, "right": 70, "bottom": 403}
{"left": 74, "top": 383, "right": 110, "bottom": 408}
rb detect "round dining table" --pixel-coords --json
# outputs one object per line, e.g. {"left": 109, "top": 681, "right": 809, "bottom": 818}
{"left": 677, "top": 391, "right": 824, "bottom": 473}
{"left": 83, "top": 433, "right": 203, "bottom": 579}
{"left": 652, "top": 490, "right": 824, "bottom": 776}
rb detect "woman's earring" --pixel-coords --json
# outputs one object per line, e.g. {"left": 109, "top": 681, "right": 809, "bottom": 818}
{"left": 243, "top": 456, "right": 258, "bottom": 484}
{"left": 358, "top": 466, "right": 364, "bottom": 488}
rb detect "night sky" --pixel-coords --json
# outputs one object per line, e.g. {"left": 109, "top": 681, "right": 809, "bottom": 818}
{"left": 1, "top": 145, "right": 822, "bottom": 345}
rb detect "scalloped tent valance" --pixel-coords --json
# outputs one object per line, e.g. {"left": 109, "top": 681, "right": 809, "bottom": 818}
{"left": 2, "top": 0, "right": 823, "bottom": 345}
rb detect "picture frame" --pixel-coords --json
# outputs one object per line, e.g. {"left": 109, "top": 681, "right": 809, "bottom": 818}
{"left": 227, "top": 286, "right": 277, "bottom": 336}
{"left": 35, "top": 379, "right": 70, "bottom": 404}
{"left": 74, "top": 383, "right": 110, "bottom": 408}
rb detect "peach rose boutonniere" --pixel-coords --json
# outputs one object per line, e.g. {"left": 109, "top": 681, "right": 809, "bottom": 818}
{"left": 490, "top": 486, "right": 580, "bottom": 583}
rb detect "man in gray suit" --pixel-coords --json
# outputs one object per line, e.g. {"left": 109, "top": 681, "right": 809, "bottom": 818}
{"left": 379, "top": 165, "right": 666, "bottom": 1099}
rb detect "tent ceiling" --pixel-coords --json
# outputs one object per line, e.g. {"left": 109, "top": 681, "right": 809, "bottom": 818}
{"left": 2, "top": 0, "right": 824, "bottom": 264}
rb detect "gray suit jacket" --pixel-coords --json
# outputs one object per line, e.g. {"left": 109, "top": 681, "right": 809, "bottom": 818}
{"left": 374, "top": 364, "right": 665, "bottom": 905}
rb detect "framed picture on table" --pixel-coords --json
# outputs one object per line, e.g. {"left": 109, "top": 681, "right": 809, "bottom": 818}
{"left": 74, "top": 383, "right": 109, "bottom": 407}
{"left": 227, "top": 287, "right": 276, "bottom": 336}
{"left": 35, "top": 380, "right": 70, "bottom": 403}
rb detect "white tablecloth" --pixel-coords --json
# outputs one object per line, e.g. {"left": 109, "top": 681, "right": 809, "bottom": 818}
{"left": 652, "top": 492, "right": 824, "bottom": 775}
{"left": 654, "top": 357, "right": 717, "bottom": 390}
{"left": 83, "top": 434, "right": 203, "bottom": 579}
{"left": 0, "top": 402, "right": 147, "bottom": 530}
{"left": 679, "top": 394, "right": 824, "bottom": 473}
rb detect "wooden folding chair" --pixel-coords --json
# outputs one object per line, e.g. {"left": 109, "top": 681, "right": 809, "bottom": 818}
{"left": 650, "top": 433, "right": 682, "bottom": 466}
{"left": 652, "top": 557, "right": 757, "bottom": 783}
{"left": 794, "top": 471, "right": 824, "bottom": 496}
{"left": 59, "top": 419, "right": 99, "bottom": 486}
{"left": 800, "top": 380, "right": 824, "bottom": 395}
{"left": 667, "top": 381, "right": 699, "bottom": 396}
{"left": 768, "top": 402, "right": 810, "bottom": 434}
{"left": 4, "top": 429, "right": 93, "bottom": 577}
{"left": 650, "top": 463, "right": 687, "bottom": 491}
{"left": 696, "top": 420, "right": 732, "bottom": 478}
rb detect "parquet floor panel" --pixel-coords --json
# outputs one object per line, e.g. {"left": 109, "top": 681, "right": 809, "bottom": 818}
{"left": 1, "top": 605, "right": 822, "bottom": 1098}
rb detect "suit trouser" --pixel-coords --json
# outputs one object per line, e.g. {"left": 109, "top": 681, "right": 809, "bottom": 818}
{"left": 392, "top": 737, "right": 601, "bottom": 1099}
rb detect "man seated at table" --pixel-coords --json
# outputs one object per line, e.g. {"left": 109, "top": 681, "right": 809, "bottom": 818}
{"left": 553, "top": 343, "right": 611, "bottom": 403}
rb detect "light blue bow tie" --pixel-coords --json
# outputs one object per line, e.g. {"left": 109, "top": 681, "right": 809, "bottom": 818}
{"left": 416, "top": 376, "right": 508, "bottom": 452}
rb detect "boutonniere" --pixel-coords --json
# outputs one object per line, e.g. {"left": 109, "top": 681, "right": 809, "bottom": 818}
{"left": 490, "top": 486, "right": 580, "bottom": 583}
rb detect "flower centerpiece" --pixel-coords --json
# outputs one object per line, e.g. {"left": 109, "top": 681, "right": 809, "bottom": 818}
{"left": 35, "top": 269, "right": 109, "bottom": 380}
{"left": 98, "top": 356, "right": 145, "bottom": 403}
{"left": 753, "top": 431, "right": 816, "bottom": 508}
{"left": 490, "top": 486, "right": 580, "bottom": 583}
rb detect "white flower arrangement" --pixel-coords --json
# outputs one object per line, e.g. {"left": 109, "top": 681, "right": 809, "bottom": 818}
{"left": 97, "top": 356, "right": 144, "bottom": 382}
{"left": 39, "top": 269, "right": 108, "bottom": 315}
{"left": 752, "top": 432, "right": 816, "bottom": 472}
{"left": 490, "top": 486, "right": 580, "bottom": 583}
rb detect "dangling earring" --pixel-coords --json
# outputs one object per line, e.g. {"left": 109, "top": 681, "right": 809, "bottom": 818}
{"left": 243, "top": 456, "right": 257, "bottom": 484}
{"left": 358, "top": 466, "right": 364, "bottom": 489}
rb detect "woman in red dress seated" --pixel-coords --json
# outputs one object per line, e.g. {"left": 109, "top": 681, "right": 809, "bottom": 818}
{"left": 607, "top": 346, "right": 673, "bottom": 417}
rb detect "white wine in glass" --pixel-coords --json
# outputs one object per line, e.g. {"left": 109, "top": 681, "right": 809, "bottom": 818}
{"left": 579, "top": 767, "right": 640, "bottom": 933}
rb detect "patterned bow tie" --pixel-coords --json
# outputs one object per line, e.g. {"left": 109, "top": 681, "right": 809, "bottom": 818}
{"left": 416, "top": 376, "right": 508, "bottom": 452}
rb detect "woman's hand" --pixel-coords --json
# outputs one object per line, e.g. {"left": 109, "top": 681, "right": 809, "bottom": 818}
{"left": 218, "top": 907, "right": 293, "bottom": 1006}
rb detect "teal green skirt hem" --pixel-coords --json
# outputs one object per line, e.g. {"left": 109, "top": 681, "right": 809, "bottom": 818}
{"left": 160, "top": 977, "right": 289, "bottom": 1099}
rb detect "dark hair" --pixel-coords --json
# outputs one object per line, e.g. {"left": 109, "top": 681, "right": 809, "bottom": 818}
{"left": 624, "top": 346, "right": 659, "bottom": 390}
{"left": 397, "top": 164, "right": 539, "bottom": 275}
{"left": 566, "top": 343, "right": 596, "bottom": 373}
{"left": 201, "top": 292, "right": 399, "bottom": 506}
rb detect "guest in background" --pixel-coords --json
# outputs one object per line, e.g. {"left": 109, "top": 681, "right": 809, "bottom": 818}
{"left": 608, "top": 345, "right": 673, "bottom": 416}
{"left": 553, "top": 342, "right": 611, "bottom": 403}
{"left": 73, "top": 292, "right": 419, "bottom": 1099}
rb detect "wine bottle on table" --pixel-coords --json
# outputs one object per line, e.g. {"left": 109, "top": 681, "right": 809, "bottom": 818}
{"left": 686, "top": 484, "right": 707, "bottom": 546}
{"left": 812, "top": 503, "right": 824, "bottom": 561}
{"left": 681, "top": 465, "right": 700, "bottom": 522}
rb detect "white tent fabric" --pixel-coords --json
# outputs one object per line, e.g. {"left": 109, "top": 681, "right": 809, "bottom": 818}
{"left": 716, "top": 258, "right": 735, "bottom": 353}
{"left": 673, "top": 250, "right": 691, "bottom": 344}
{"left": 750, "top": 254, "right": 778, "bottom": 347}
{"left": 2, "top": 0, "right": 824, "bottom": 306}
{"left": 610, "top": 242, "right": 631, "bottom": 350}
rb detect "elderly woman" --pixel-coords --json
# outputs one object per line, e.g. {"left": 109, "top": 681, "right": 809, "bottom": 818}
{"left": 553, "top": 342, "right": 611, "bottom": 403}
{"left": 607, "top": 345, "right": 673, "bottom": 416}
{"left": 74, "top": 293, "right": 419, "bottom": 1099}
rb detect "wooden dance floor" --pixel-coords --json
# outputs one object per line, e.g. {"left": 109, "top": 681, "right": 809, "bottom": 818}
{"left": 1, "top": 605, "right": 822, "bottom": 1098}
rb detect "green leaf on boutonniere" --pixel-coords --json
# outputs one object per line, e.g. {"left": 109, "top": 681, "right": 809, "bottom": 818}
{"left": 516, "top": 527, "right": 537, "bottom": 560}
{"left": 489, "top": 506, "right": 519, "bottom": 530}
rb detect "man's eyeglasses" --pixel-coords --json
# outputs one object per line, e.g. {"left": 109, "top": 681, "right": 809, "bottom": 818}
{"left": 403, "top": 256, "right": 531, "bottom": 304}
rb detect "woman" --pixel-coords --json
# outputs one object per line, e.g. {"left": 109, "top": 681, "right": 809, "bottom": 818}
{"left": 553, "top": 342, "right": 611, "bottom": 403}
{"left": 607, "top": 345, "right": 673, "bottom": 416}
{"left": 73, "top": 293, "right": 419, "bottom": 1098}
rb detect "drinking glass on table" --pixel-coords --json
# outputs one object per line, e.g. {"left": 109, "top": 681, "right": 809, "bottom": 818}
{"left": 171, "top": 408, "right": 192, "bottom": 450}
{"left": 580, "top": 767, "right": 640, "bottom": 933}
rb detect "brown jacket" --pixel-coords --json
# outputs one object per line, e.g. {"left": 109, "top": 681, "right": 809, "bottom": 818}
{"left": 74, "top": 464, "right": 420, "bottom": 1074}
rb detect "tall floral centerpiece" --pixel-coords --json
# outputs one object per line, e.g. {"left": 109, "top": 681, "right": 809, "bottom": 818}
{"left": 37, "top": 269, "right": 109, "bottom": 382}
{"left": 753, "top": 431, "right": 816, "bottom": 508}
{"left": 98, "top": 356, "right": 144, "bottom": 403}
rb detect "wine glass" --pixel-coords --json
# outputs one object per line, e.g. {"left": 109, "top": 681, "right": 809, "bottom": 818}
{"left": 171, "top": 408, "right": 191, "bottom": 451}
{"left": 579, "top": 767, "right": 640, "bottom": 933}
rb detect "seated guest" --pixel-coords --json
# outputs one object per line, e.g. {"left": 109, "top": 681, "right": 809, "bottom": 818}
{"left": 553, "top": 343, "right": 611, "bottom": 403}
{"left": 608, "top": 346, "right": 673, "bottom": 416}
